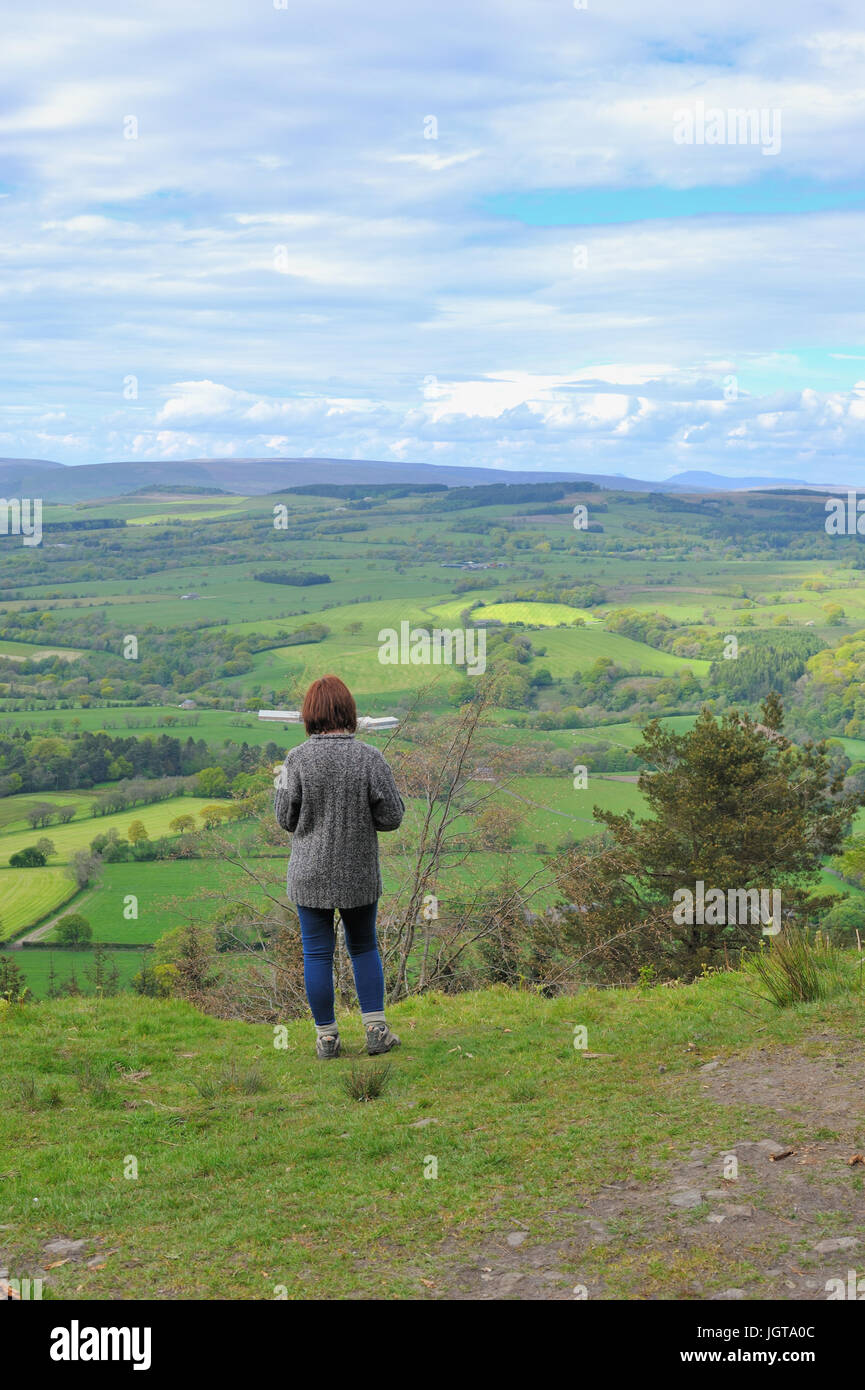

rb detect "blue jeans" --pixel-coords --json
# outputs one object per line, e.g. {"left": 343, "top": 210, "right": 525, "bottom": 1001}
{"left": 296, "top": 901, "right": 384, "bottom": 1026}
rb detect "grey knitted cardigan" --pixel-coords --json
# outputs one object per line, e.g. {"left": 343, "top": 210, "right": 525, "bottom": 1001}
{"left": 274, "top": 733, "right": 405, "bottom": 909}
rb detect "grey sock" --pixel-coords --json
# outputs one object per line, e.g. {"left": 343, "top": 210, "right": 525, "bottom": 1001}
{"left": 315, "top": 1021, "right": 338, "bottom": 1038}
{"left": 362, "top": 1010, "right": 387, "bottom": 1027}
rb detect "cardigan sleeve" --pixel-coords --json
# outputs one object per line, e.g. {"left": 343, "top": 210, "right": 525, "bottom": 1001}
{"left": 368, "top": 750, "right": 405, "bottom": 831}
{"left": 274, "top": 753, "right": 302, "bottom": 832}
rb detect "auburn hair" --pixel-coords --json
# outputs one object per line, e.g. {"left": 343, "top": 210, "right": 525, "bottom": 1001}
{"left": 301, "top": 675, "right": 357, "bottom": 735}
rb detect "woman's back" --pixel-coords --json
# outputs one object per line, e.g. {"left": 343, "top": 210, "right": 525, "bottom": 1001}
{"left": 275, "top": 732, "right": 404, "bottom": 909}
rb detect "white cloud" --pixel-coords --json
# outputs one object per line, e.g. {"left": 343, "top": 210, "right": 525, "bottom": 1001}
{"left": 0, "top": 0, "right": 864, "bottom": 480}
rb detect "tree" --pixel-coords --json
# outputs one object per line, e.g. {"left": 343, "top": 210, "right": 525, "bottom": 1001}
{"left": 473, "top": 802, "right": 520, "bottom": 851}
{"left": 131, "top": 957, "right": 169, "bottom": 998}
{"left": 66, "top": 849, "right": 103, "bottom": 889}
{"left": 26, "top": 802, "right": 56, "bottom": 829}
{"left": 820, "top": 898, "right": 862, "bottom": 945}
{"left": 35, "top": 837, "right": 56, "bottom": 859}
{"left": 557, "top": 696, "right": 863, "bottom": 971}
{"left": 0, "top": 955, "right": 31, "bottom": 1003}
{"left": 10, "top": 846, "right": 46, "bottom": 868}
{"left": 56, "top": 914, "right": 92, "bottom": 947}
{"left": 86, "top": 943, "right": 119, "bottom": 995}
{"left": 128, "top": 820, "right": 149, "bottom": 844}
{"left": 832, "top": 834, "right": 865, "bottom": 886}
{"left": 154, "top": 923, "right": 219, "bottom": 998}
{"left": 196, "top": 767, "right": 229, "bottom": 798}
{"left": 169, "top": 814, "right": 197, "bottom": 834}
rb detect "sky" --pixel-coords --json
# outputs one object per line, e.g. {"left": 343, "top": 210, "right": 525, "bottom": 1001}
{"left": 1, "top": 0, "right": 864, "bottom": 483}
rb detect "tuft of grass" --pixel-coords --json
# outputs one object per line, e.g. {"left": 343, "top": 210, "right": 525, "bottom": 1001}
{"left": 506, "top": 1081, "right": 538, "bottom": 1103}
{"left": 222, "top": 1060, "right": 266, "bottom": 1094}
{"left": 17, "top": 1076, "right": 64, "bottom": 1110}
{"left": 342, "top": 1063, "right": 392, "bottom": 1102}
{"left": 74, "top": 1059, "right": 113, "bottom": 1100}
{"left": 192, "top": 1060, "right": 266, "bottom": 1099}
{"left": 743, "top": 927, "right": 863, "bottom": 1008}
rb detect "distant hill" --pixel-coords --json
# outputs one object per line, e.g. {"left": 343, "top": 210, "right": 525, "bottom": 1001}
{"left": 0, "top": 457, "right": 65, "bottom": 494}
{"left": 0, "top": 456, "right": 670, "bottom": 502}
{"left": 0, "top": 456, "right": 64, "bottom": 468}
{"left": 663, "top": 470, "right": 811, "bottom": 491}
{"left": 0, "top": 456, "right": 851, "bottom": 503}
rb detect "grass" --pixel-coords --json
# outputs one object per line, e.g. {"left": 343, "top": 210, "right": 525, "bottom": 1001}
{"left": 38, "top": 860, "right": 248, "bottom": 946}
{"left": 743, "top": 929, "right": 864, "bottom": 1008}
{"left": 0, "top": 790, "right": 97, "bottom": 833}
{"left": 7, "top": 948, "right": 154, "bottom": 999}
{"left": 428, "top": 599, "right": 601, "bottom": 627}
{"left": 0, "top": 707, "right": 306, "bottom": 749}
{"left": 342, "top": 1063, "right": 393, "bottom": 1102}
{"left": 0, "top": 868, "right": 78, "bottom": 940}
{"left": 0, "top": 971, "right": 863, "bottom": 1299}
{"left": 0, "top": 638, "right": 83, "bottom": 661}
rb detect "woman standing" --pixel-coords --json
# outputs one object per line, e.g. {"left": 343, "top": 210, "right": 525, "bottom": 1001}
{"left": 274, "top": 675, "right": 405, "bottom": 1059}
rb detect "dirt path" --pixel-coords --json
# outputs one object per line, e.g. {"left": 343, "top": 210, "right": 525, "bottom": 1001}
{"left": 435, "top": 1035, "right": 865, "bottom": 1300}
{"left": 7, "top": 887, "right": 96, "bottom": 949}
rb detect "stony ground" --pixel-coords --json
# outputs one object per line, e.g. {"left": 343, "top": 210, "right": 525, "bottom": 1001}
{"left": 437, "top": 1036, "right": 865, "bottom": 1300}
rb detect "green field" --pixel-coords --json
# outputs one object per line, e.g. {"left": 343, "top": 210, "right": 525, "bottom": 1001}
{"left": 0, "top": 638, "right": 84, "bottom": 661}
{"left": 11, "top": 948, "right": 153, "bottom": 999}
{"left": 498, "top": 773, "right": 646, "bottom": 842}
{"left": 31, "top": 845, "right": 561, "bottom": 952}
{"left": 535, "top": 628, "right": 710, "bottom": 679}
{"left": 0, "top": 867, "right": 78, "bottom": 941}
{"left": 0, "top": 789, "right": 102, "bottom": 833}
{"left": 0, "top": 796, "right": 234, "bottom": 866}
{"left": 40, "top": 860, "right": 248, "bottom": 945}
{"left": 0, "top": 707, "right": 305, "bottom": 749}
{"left": 430, "top": 599, "right": 601, "bottom": 627}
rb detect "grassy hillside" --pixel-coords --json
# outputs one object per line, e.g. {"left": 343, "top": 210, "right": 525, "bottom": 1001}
{"left": 1, "top": 974, "right": 864, "bottom": 1300}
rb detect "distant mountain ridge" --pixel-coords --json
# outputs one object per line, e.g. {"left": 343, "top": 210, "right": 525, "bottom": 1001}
{"left": 0, "top": 456, "right": 661, "bottom": 501}
{"left": 0, "top": 456, "right": 846, "bottom": 502}
{"left": 663, "top": 470, "right": 811, "bottom": 490}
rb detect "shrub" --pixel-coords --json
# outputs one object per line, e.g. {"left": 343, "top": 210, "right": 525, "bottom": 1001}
{"left": 743, "top": 927, "right": 862, "bottom": 1008}
{"left": 9, "top": 846, "right": 46, "bottom": 868}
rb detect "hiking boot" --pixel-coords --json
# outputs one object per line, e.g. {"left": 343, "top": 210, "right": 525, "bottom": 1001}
{"left": 365, "top": 1022, "right": 400, "bottom": 1056}
{"left": 316, "top": 1033, "right": 341, "bottom": 1060}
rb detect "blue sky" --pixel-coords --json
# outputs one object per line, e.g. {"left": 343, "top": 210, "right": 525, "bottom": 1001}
{"left": 1, "top": 0, "right": 864, "bottom": 483}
